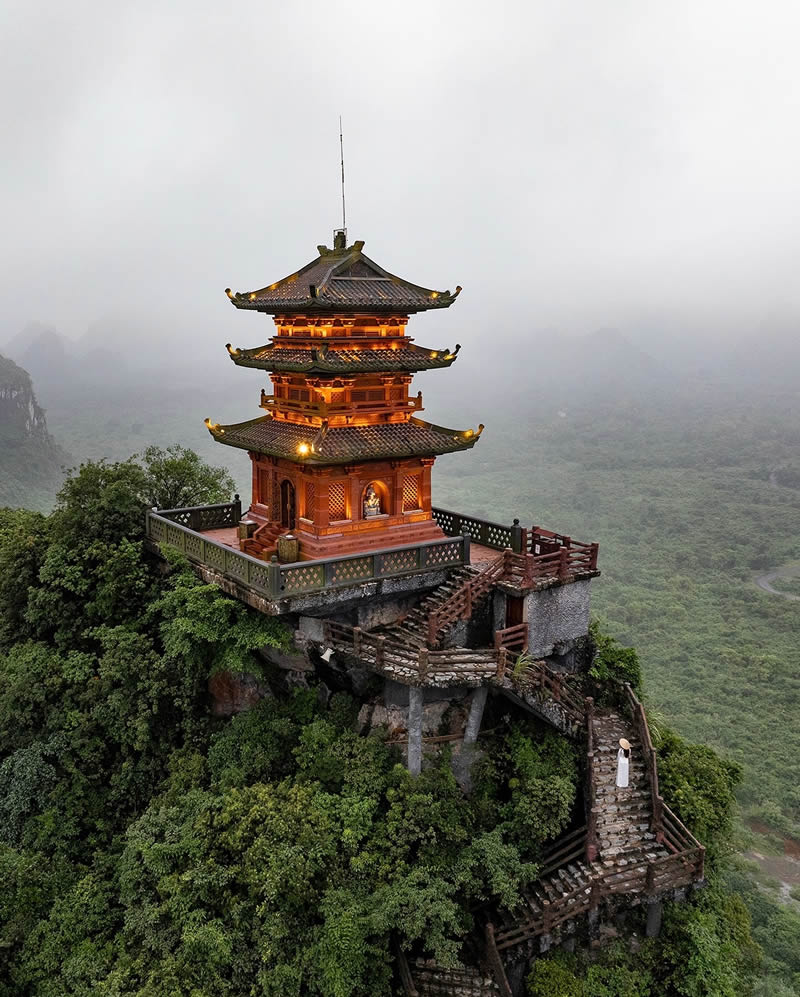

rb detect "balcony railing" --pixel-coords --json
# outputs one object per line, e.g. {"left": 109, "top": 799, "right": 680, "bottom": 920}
{"left": 146, "top": 502, "right": 599, "bottom": 601}
{"left": 432, "top": 507, "right": 524, "bottom": 552}
{"left": 146, "top": 504, "right": 469, "bottom": 601}
{"left": 259, "top": 391, "right": 424, "bottom": 419}
{"left": 432, "top": 508, "right": 599, "bottom": 583}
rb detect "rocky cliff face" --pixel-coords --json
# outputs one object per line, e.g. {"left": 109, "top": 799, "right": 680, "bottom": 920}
{"left": 0, "top": 353, "right": 68, "bottom": 510}
{"left": 0, "top": 354, "right": 51, "bottom": 438}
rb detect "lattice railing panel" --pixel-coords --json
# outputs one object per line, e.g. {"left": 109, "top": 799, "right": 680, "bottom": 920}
{"left": 380, "top": 547, "right": 420, "bottom": 575}
{"left": 424, "top": 541, "right": 463, "bottom": 567}
{"left": 281, "top": 563, "right": 325, "bottom": 593}
{"left": 196, "top": 505, "right": 237, "bottom": 529}
{"left": 204, "top": 542, "right": 226, "bottom": 570}
{"left": 331, "top": 556, "right": 373, "bottom": 585}
{"left": 249, "top": 563, "right": 271, "bottom": 591}
{"left": 165, "top": 524, "right": 185, "bottom": 549}
{"left": 432, "top": 508, "right": 455, "bottom": 534}
{"left": 166, "top": 509, "right": 193, "bottom": 527}
{"left": 148, "top": 517, "right": 167, "bottom": 543}
{"left": 226, "top": 554, "right": 250, "bottom": 582}
{"left": 184, "top": 532, "right": 203, "bottom": 559}
{"left": 431, "top": 508, "right": 512, "bottom": 550}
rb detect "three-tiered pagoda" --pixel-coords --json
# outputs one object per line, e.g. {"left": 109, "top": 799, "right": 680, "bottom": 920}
{"left": 207, "top": 231, "right": 483, "bottom": 560}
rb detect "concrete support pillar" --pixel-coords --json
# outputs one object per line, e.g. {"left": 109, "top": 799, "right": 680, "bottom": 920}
{"left": 463, "top": 686, "right": 489, "bottom": 744}
{"left": 407, "top": 686, "right": 424, "bottom": 777}
{"left": 646, "top": 900, "right": 663, "bottom": 938}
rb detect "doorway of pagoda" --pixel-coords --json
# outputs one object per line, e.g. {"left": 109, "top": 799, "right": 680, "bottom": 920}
{"left": 280, "top": 480, "right": 296, "bottom": 530}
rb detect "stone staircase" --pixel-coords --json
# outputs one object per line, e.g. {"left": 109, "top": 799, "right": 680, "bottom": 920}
{"left": 383, "top": 566, "right": 479, "bottom": 648}
{"left": 591, "top": 711, "right": 658, "bottom": 862}
{"left": 492, "top": 706, "right": 671, "bottom": 957}
{"left": 410, "top": 960, "right": 501, "bottom": 996}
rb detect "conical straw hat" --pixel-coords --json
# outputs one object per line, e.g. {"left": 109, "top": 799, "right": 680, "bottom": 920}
{"left": 619, "top": 738, "right": 631, "bottom": 751}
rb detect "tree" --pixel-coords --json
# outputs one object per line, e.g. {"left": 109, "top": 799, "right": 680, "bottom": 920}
{"left": 140, "top": 445, "right": 235, "bottom": 511}
{"left": 0, "top": 509, "right": 48, "bottom": 649}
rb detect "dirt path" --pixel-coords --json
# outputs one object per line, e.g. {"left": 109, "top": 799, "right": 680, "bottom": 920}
{"left": 754, "top": 567, "right": 800, "bottom": 601}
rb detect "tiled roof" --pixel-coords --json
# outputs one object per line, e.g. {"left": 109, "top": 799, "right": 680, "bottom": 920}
{"left": 225, "top": 239, "right": 461, "bottom": 315}
{"left": 228, "top": 342, "right": 460, "bottom": 374}
{"left": 205, "top": 415, "right": 483, "bottom": 464}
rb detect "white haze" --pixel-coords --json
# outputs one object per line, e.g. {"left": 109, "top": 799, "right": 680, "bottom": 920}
{"left": 2, "top": 0, "right": 800, "bottom": 375}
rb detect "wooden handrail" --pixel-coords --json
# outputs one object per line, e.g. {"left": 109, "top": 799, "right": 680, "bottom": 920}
{"left": 324, "top": 620, "right": 504, "bottom": 683}
{"left": 624, "top": 683, "right": 664, "bottom": 840}
{"left": 494, "top": 622, "right": 528, "bottom": 653}
{"left": 585, "top": 697, "right": 599, "bottom": 862}
{"left": 428, "top": 553, "right": 506, "bottom": 646}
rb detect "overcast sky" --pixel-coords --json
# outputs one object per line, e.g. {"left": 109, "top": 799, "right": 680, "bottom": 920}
{"left": 3, "top": 0, "right": 800, "bottom": 361}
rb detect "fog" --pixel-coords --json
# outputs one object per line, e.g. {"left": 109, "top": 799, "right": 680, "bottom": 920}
{"left": 3, "top": 0, "right": 800, "bottom": 375}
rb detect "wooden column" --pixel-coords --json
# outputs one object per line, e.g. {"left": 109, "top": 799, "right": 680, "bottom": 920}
{"left": 391, "top": 463, "right": 404, "bottom": 516}
{"left": 348, "top": 471, "right": 362, "bottom": 525}
{"left": 419, "top": 458, "right": 434, "bottom": 515}
{"left": 313, "top": 472, "right": 330, "bottom": 529}
{"left": 250, "top": 453, "right": 258, "bottom": 508}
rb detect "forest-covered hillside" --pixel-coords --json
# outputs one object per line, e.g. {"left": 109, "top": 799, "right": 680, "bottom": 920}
{"left": 0, "top": 453, "right": 774, "bottom": 996}
{"left": 4, "top": 326, "right": 800, "bottom": 992}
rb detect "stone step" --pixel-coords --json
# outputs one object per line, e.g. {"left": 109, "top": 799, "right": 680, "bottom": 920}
{"left": 413, "top": 960, "right": 501, "bottom": 997}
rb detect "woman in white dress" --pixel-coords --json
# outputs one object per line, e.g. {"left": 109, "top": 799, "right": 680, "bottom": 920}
{"left": 616, "top": 737, "right": 631, "bottom": 789}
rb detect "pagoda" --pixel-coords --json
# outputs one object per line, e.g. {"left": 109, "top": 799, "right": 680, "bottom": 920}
{"left": 206, "top": 230, "right": 483, "bottom": 560}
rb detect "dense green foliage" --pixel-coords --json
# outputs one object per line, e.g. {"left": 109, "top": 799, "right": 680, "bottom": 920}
{"left": 434, "top": 378, "right": 800, "bottom": 993}
{"left": 438, "top": 381, "right": 800, "bottom": 832}
{"left": 0, "top": 444, "right": 782, "bottom": 994}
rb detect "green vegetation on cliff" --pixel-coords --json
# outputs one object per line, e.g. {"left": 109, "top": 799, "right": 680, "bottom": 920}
{"left": 0, "top": 354, "right": 68, "bottom": 511}
{"left": 0, "top": 450, "right": 773, "bottom": 995}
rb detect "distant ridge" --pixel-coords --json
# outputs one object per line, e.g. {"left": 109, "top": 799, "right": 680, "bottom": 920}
{"left": 0, "top": 353, "right": 69, "bottom": 511}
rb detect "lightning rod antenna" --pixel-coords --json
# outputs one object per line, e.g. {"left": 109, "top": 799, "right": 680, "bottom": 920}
{"left": 339, "top": 115, "right": 346, "bottom": 232}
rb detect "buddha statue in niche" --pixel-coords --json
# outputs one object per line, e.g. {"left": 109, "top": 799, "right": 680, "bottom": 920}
{"left": 363, "top": 485, "right": 382, "bottom": 518}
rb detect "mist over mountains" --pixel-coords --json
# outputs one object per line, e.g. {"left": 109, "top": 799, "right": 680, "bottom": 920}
{"left": 3, "top": 309, "right": 799, "bottom": 515}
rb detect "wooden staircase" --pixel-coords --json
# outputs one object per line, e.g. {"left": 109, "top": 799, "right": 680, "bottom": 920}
{"left": 427, "top": 555, "right": 506, "bottom": 646}
{"left": 383, "top": 566, "right": 479, "bottom": 648}
{"left": 383, "top": 554, "right": 507, "bottom": 650}
{"left": 491, "top": 703, "right": 702, "bottom": 959}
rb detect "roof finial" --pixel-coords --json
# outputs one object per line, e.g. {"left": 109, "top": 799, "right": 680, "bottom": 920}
{"left": 333, "top": 116, "right": 347, "bottom": 251}
{"left": 340, "top": 115, "right": 346, "bottom": 231}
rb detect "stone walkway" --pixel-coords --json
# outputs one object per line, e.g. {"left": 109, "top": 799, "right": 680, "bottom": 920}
{"left": 492, "top": 708, "right": 668, "bottom": 957}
